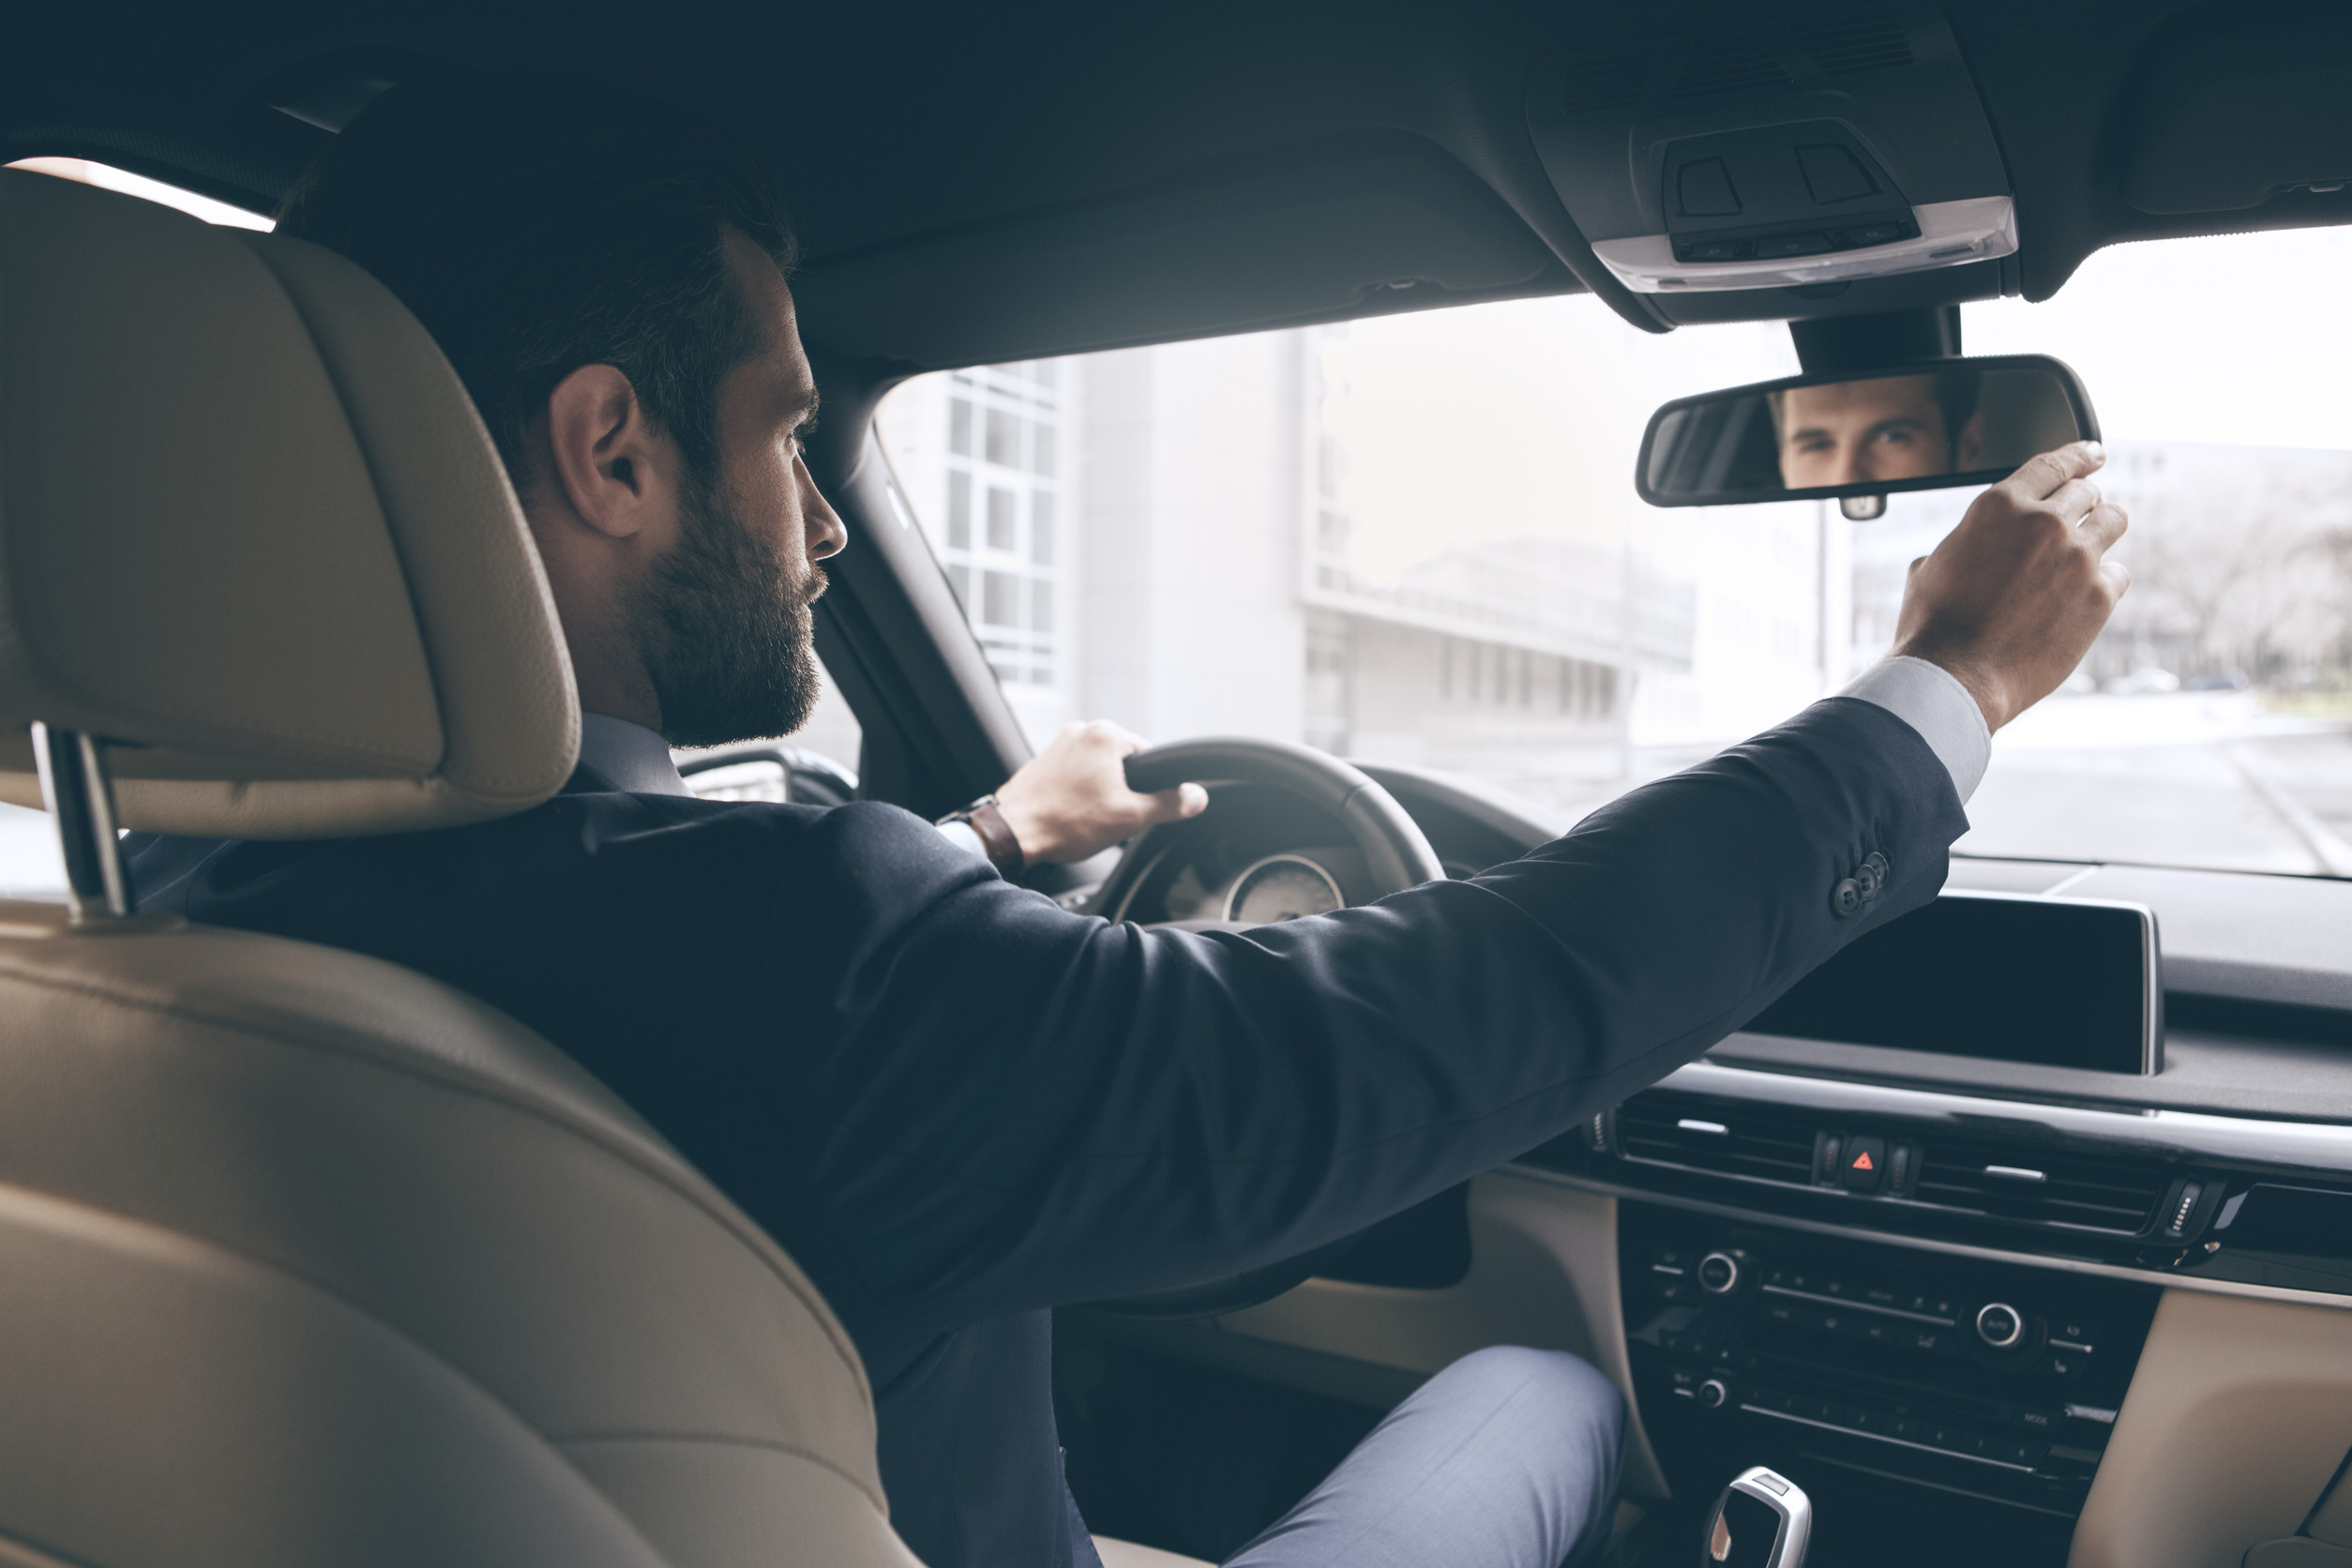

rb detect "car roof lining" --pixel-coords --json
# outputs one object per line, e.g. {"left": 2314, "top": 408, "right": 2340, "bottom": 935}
{"left": 8, "top": 0, "right": 2352, "bottom": 370}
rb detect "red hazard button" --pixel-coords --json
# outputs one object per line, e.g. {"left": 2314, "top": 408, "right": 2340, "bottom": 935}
{"left": 1840, "top": 1134, "right": 1888, "bottom": 1192}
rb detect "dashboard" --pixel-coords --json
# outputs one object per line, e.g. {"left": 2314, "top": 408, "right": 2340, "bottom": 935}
{"left": 1089, "top": 760, "right": 2352, "bottom": 1567}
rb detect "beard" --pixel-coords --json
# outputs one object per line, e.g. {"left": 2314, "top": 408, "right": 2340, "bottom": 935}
{"left": 631, "top": 472, "right": 824, "bottom": 749}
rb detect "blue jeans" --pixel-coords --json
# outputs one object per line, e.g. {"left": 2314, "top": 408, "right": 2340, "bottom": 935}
{"left": 1222, "top": 1346, "right": 1625, "bottom": 1568}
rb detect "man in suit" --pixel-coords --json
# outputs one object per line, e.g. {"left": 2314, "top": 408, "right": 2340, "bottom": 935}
{"left": 128, "top": 76, "right": 2128, "bottom": 1568}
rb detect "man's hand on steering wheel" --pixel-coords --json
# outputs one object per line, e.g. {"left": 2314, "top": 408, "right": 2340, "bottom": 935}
{"left": 994, "top": 720, "right": 1210, "bottom": 866}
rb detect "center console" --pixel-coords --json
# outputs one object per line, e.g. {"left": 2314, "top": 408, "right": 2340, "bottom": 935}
{"left": 1621, "top": 1204, "right": 2158, "bottom": 1565}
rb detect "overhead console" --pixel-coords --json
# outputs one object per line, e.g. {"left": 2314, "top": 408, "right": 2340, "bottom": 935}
{"left": 1525, "top": 2, "right": 2018, "bottom": 321}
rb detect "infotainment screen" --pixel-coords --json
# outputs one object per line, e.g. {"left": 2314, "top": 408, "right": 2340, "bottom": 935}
{"left": 1743, "top": 891, "right": 2161, "bottom": 1075}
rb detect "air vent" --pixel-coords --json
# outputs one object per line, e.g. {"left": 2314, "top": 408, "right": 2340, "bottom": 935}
{"left": 1790, "top": 9, "right": 1915, "bottom": 77}
{"left": 1914, "top": 1138, "right": 2170, "bottom": 1235}
{"left": 1554, "top": 44, "right": 1657, "bottom": 116}
{"left": 1618, "top": 1092, "right": 1817, "bottom": 1184}
{"left": 1673, "top": 36, "right": 1794, "bottom": 98}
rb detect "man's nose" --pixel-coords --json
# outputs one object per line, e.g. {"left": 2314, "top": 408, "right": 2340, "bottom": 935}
{"left": 798, "top": 458, "right": 848, "bottom": 560}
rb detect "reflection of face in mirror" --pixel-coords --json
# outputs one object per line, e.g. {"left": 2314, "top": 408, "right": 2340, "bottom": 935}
{"left": 1772, "top": 372, "right": 1986, "bottom": 489}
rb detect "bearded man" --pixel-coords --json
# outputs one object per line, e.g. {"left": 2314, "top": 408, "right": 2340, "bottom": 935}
{"left": 128, "top": 74, "right": 2128, "bottom": 1568}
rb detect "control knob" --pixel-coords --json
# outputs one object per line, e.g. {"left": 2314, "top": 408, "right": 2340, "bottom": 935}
{"left": 1697, "top": 1378, "right": 1730, "bottom": 1410}
{"left": 1975, "top": 1302, "right": 2026, "bottom": 1349}
{"left": 1697, "top": 1250, "right": 1744, "bottom": 1295}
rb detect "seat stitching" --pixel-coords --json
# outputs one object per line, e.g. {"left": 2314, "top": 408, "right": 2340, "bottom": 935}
{"left": 552, "top": 1432, "right": 890, "bottom": 1503}
{"left": 0, "top": 1175, "right": 875, "bottom": 1522}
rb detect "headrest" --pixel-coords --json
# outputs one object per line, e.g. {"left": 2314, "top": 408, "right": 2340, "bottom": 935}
{"left": 0, "top": 169, "right": 579, "bottom": 839}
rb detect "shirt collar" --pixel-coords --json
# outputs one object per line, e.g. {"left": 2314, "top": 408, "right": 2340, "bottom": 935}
{"left": 575, "top": 712, "right": 694, "bottom": 797}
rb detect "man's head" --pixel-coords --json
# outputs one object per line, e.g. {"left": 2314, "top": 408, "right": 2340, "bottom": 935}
{"left": 278, "top": 75, "right": 844, "bottom": 746}
{"left": 1773, "top": 370, "right": 1985, "bottom": 490}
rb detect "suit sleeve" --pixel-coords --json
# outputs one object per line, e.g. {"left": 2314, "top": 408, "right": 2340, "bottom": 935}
{"left": 770, "top": 696, "right": 1968, "bottom": 1328}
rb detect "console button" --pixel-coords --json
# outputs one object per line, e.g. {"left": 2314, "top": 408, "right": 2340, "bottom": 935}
{"left": 1840, "top": 1136, "right": 1888, "bottom": 1192}
{"left": 1976, "top": 1303, "right": 2026, "bottom": 1349}
{"left": 1697, "top": 1251, "right": 1742, "bottom": 1295}
{"left": 2049, "top": 1319, "right": 2101, "bottom": 1352}
{"left": 2043, "top": 1350, "right": 2089, "bottom": 1380}
{"left": 1697, "top": 1378, "right": 1729, "bottom": 1409}
{"left": 1906, "top": 1329, "right": 1951, "bottom": 1354}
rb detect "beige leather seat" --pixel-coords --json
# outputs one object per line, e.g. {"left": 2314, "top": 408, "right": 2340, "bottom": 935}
{"left": 0, "top": 166, "right": 924, "bottom": 1567}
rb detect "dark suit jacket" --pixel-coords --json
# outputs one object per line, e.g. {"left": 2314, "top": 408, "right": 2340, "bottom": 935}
{"left": 127, "top": 696, "right": 1966, "bottom": 1568}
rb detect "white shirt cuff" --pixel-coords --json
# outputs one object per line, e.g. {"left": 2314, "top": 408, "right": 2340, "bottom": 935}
{"left": 935, "top": 820, "right": 988, "bottom": 860}
{"left": 1840, "top": 656, "right": 1992, "bottom": 804}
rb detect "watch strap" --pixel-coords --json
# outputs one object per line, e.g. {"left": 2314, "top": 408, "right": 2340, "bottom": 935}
{"left": 938, "top": 794, "right": 1026, "bottom": 879}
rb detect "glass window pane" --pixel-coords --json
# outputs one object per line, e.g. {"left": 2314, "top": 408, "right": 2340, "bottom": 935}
{"left": 986, "top": 407, "right": 1020, "bottom": 467}
{"left": 988, "top": 488, "right": 1018, "bottom": 551}
{"left": 1032, "top": 580, "right": 1055, "bottom": 633}
{"left": 1033, "top": 424, "right": 1057, "bottom": 476}
{"left": 983, "top": 570, "right": 1018, "bottom": 626}
{"left": 1032, "top": 492, "right": 1056, "bottom": 565}
{"left": 949, "top": 399, "right": 972, "bottom": 457}
{"left": 1033, "top": 361, "right": 1058, "bottom": 389}
{"left": 946, "top": 563, "right": 971, "bottom": 609}
{"left": 947, "top": 470, "right": 972, "bottom": 550}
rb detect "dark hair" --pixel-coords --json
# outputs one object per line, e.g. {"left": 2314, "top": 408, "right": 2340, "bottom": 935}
{"left": 275, "top": 74, "right": 798, "bottom": 486}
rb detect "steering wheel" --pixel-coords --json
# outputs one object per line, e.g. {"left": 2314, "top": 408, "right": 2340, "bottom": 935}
{"left": 1083, "top": 736, "right": 1445, "bottom": 1319}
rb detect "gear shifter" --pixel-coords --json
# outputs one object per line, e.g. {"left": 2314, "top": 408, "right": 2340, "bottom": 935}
{"left": 1700, "top": 1466, "right": 1812, "bottom": 1568}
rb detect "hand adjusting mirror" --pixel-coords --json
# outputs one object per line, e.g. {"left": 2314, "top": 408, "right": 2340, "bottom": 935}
{"left": 1636, "top": 354, "right": 2098, "bottom": 519}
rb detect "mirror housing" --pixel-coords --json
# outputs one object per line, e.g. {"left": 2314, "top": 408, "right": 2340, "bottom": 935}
{"left": 1636, "top": 354, "right": 2099, "bottom": 509}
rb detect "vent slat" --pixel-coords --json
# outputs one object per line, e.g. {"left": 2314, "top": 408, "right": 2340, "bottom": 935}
{"left": 1615, "top": 1090, "right": 2169, "bottom": 1237}
{"left": 1672, "top": 36, "right": 1792, "bottom": 98}
{"left": 1789, "top": 10, "right": 1915, "bottom": 77}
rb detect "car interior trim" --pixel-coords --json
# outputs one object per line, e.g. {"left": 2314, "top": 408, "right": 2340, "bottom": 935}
{"left": 1513, "top": 1167, "right": 2352, "bottom": 1314}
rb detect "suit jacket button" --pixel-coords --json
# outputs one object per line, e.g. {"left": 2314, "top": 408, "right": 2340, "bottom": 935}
{"left": 1855, "top": 862, "right": 1883, "bottom": 899}
{"left": 1863, "top": 852, "right": 1890, "bottom": 882}
{"left": 1832, "top": 878, "right": 1863, "bottom": 917}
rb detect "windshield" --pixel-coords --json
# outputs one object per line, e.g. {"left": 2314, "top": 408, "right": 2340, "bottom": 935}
{"left": 877, "top": 227, "right": 2352, "bottom": 879}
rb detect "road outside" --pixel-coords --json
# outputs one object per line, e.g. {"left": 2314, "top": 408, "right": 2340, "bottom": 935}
{"left": 1961, "top": 692, "right": 2352, "bottom": 877}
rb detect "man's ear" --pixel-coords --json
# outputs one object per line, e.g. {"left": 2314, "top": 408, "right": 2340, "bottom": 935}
{"left": 544, "top": 363, "right": 671, "bottom": 540}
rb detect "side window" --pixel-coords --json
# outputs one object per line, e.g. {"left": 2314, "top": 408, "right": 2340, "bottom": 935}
{"left": 876, "top": 363, "right": 1068, "bottom": 741}
{"left": 7, "top": 158, "right": 273, "bottom": 230}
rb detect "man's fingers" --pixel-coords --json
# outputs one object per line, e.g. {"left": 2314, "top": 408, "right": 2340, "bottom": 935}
{"left": 2044, "top": 477, "right": 2103, "bottom": 523}
{"left": 2079, "top": 500, "right": 2129, "bottom": 554}
{"left": 2003, "top": 440, "right": 2106, "bottom": 502}
{"left": 1138, "top": 783, "right": 1207, "bottom": 823}
{"left": 2100, "top": 558, "right": 2132, "bottom": 600}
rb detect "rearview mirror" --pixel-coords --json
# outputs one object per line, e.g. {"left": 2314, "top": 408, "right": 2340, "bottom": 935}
{"left": 1636, "top": 354, "right": 2098, "bottom": 512}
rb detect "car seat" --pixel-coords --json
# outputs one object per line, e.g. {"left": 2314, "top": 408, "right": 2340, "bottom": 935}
{"left": 0, "top": 165, "right": 924, "bottom": 1568}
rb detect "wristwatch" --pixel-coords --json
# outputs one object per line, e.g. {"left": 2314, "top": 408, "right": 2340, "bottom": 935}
{"left": 935, "top": 793, "right": 1026, "bottom": 879}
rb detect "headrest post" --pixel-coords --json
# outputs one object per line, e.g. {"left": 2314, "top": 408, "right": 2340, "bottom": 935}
{"left": 31, "top": 723, "right": 134, "bottom": 923}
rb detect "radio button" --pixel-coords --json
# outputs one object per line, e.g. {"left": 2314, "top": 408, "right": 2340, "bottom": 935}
{"left": 1696, "top": 1378, "right": 1729, "bottom": 1409}
{"left": 1976, "top": 1303, "right": 2026, "bottom": 1349}
{"left": 1697, "top": 1251, "right": 1742, "bottom": 1294}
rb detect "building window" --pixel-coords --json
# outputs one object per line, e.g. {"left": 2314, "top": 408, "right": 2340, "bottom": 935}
{"left": 934, "top": 363, "right": 1064, "bottom": 689}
